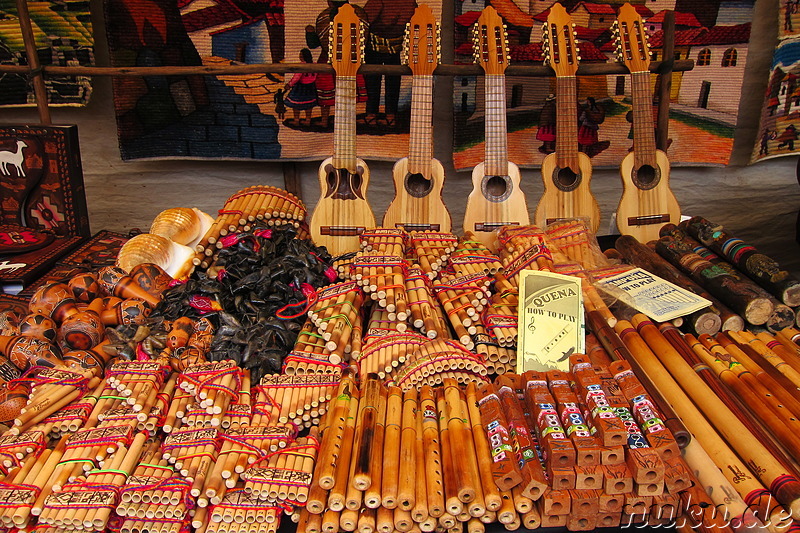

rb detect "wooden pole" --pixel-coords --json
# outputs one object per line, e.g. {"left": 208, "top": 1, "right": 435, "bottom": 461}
{"left": 14, "top": 0, "right": 51, "bottom": 123}
{"left": 656, "top": 10, "right": 675, "bottom": 151}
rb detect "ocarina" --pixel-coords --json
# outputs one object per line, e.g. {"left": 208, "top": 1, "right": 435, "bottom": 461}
{"left": 98, "top": 266, "right": 161, "bottom": 308}
{"left": 18, "top": 313, "right": 58, "bottom": 343}
{"left": 68, "top": 272, "right": 103, "bottom": 304}
{"left": 129, "top": 263, "right": 173, "bottom": 299}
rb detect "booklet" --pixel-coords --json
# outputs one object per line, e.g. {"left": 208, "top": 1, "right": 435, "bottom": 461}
{"left": 517, "top": 270, "right": 585, "bottom": 373}
{"left": 597, "top": 267, "right": 712, "bottom": 322}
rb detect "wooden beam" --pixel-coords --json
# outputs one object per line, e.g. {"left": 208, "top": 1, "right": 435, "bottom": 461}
{"left": 656, "top": 11, "right": 676, "bottom": 152}
{"left": 15, "top": 0, "right": 51, "bottom": 123}
{"left": 0, "top": 60, "right": 695, "bottom": 78}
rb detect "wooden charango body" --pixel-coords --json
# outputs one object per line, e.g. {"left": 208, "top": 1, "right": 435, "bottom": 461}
{"left": 310, "top": 156, "right": 375, "bottom": 256}
{"left": 616, "top": 148, "right": 679, "bottom": 242}
{"left": 463, "top": 160, "right": 529, "bottom": 249}
{"left": 384, "top": 155, "right": 450, "bottom": 232}
{"left": 536, "top": 151, "right": 599, "bottom": 232}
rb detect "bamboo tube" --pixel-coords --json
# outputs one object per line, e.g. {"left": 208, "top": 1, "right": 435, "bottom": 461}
{"left": 397, "top": 387, "right": 418, "bottom": 511}
{"left": 412, "top": 404, "right": 429, "bottom": 524}
{"left": 729, "top": 330, "right": 800, "bottom": 389}
{"left": 418, "top": 386, "right": 445, "bottom": 518}
{"left": 689, "top": 334, "right": 800, "bottom": 475}
{"left": 364, "top": 386, "right": 387, "bottom": 509}
{"left": 317, "top": 372, "right": 357, "bottom": 489}
{"left": 352, "top": 376, "right": 381, "bottom": 492}
{"left": 715, "top": 333, "right": 800, "bottom": 415}
{"left": 435, "top": 389, "right": 464, "bottom": 517}
{"left": 680, "top": 436, "right": 770, "bottom": 533}
{"left": 381, "top": 385, "right": 402, "bottom": 509}
{"left": 615, "top": 317, "right": 797, "bottom": 525}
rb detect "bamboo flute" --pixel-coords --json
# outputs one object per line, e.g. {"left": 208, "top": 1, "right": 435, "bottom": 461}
{"left": 658, "top": 322, "right": 776, "bottom": 447}
{"left": 458, "top": 393, "right": 488, "bottom": 517}
{"left": 465, "top": 382, "right": 503, "bottom": 512}
{"left": 757, "top": 331, "right": 800, "bottom": 375}
{"left": 434, "top": 388, "right": 464, "bottom": 517}
{"left": 418, "top": 386, "right": 446, "bottom": 518}
{"left": 443, "top": 379, "right": 484, "bottom": 516}
{"left": 352, "top": 375, "right": 381, "bottom": 492}
{"left": 728, "top": 330, "right": 800, "bottom": 389}
{"left": 616, "top": 316, "right": 798, "bottom": 523}
{"left": 397, "top": 387, "right": 418, "bottom": 511}
{"left": 714, "top": 333, "right": 800, "bottom": 416}
{"left": 381, "top": 385, "right": 402, "bottom": 509}
{"left": 364, "top": 385, "right": 387, "bottom": 508}
{"left": 329, "top": 388, "right": 361, "bottom": 512}
{"left": 412, "top": 404, "right": 429, "bottom": 525}
{"left": 316, "top": 372, "right": 357, "bottom": 489}
{"left": 688, "top": 334, "right": 800, "bottom": 478}
{"left": 680, "top": 437, "right": 769, "bottom": 533}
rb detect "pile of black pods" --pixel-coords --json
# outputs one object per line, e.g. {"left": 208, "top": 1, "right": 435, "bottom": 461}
{"left": 152, "top": 226, "right": 335, "bottom": 382}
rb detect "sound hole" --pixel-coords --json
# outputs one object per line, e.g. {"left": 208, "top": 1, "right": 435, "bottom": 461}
{"left": 481, "top": 174, "right": 512, "bottom": 203}
{"left": 324, "top": 164, "right": 365, "bottom": 200}
{"left": 633, "top": 164, "right": 660, "bottom": 191}
{"left": 553, "top": 166, "right": 581, "bottom": 192}
{"left": 404, "top": 172, "right": 433, "bottom": 198}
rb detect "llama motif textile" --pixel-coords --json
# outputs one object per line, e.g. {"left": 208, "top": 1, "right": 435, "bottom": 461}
{"left": 452, "top": 0, "right": 754, "bottom": 170}
{"left": 0, "top": 0, "right": 94, "bottom": 107}
{"left": 104, "top": 0, "right": 443, "bottom": 161}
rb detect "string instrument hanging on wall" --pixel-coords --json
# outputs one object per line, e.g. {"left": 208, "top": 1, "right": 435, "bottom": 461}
{"left": 309, "top": 3, "right": 376, "bottom": 256}
{"left": 383, "top": 4, "right": 451, "bottom": 233}
{"left": 612, "top": 2, "right": 680, "bottom": 242}
{"left": 462, "top": 5, "right": 530, "bottom": 251}
{"left": 534, "top": 3, "right": 600, "bottom": 234}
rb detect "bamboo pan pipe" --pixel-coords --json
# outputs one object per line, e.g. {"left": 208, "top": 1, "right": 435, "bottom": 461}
{"left": 616, "top": 316, "right": 799, "bottom": 524}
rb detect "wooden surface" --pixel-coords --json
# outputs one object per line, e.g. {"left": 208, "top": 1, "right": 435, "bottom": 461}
{"left": 616, "top": 149, "right": 680, "bottom": 242}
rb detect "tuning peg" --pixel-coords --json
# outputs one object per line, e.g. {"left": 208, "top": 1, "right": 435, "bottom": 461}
{"left": 577, "top": 55, "right": 581, "bottom": 61}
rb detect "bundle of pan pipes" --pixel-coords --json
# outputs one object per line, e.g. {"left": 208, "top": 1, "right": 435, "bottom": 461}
{"left": 299, "top": 357, "right": 740, "bottom": 533}
{"left": 0, "top": 358, "right": 335, "bottom": 533}
{"left": 192, "top": 186, "right": 308, "bottom": 271}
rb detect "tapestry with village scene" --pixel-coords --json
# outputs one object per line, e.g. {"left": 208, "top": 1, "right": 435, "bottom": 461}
{"left": 105, "top": 0, "right": 442, "bottom": 160}
{"left": 453, "top": 0, "right": 754, "bottom": 170}
{"left": 752, "top": 0, "right": 800, "bottom": 163}
{"left": 0, "top": 0, "right": 94, "bottom": 107}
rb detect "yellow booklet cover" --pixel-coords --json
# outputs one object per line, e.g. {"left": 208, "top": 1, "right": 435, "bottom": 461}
{"left": 516, "top": 270, "right": 585, "bottom": 372}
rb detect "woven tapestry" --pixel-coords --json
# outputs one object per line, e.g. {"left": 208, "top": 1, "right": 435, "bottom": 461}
{"left": 453, "top": 0, "right": 754, "bottom": 171}
{"left": 751, "top": 0, "right": 799, "bottom": 163}
{"left": 0, "top": 0, "right": 94, "bottom": 107}
{"left": 105, "top": 0, "right": 442, "bottom": 161}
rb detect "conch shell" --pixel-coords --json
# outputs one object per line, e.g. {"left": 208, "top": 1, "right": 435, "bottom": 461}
{"left": 116, "top": 233, "right": 172, "bottom": 273}
{"left": 116, "top": 233, "right": 196, "bottom": 279}
{"left": 150, "top": 207, "right": 212, "bottom": 248}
